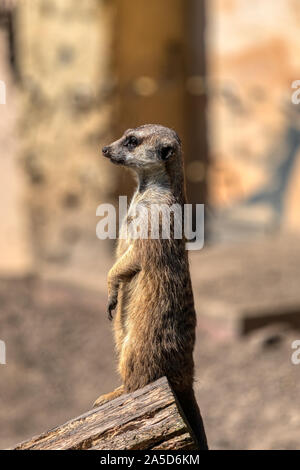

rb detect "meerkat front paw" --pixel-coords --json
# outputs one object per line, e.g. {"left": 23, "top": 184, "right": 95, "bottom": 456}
{"left": 107, "top": 294, "right": 118, "bottom": 320}
{"left": 93, "top": 386, "right": 124, "bottom": 408}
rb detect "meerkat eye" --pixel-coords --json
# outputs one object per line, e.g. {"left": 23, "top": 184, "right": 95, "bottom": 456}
{"left": 124, "top": 136, "right": 138, "bottom": 149}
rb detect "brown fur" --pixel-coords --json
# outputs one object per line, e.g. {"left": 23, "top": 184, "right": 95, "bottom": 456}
{"left": 94, "top": 124, "right": 208, "bottom": 449}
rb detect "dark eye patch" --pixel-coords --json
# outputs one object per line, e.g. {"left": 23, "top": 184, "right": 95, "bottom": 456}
{"left": 124, "top": 135, "right": 139, "bottom": 150}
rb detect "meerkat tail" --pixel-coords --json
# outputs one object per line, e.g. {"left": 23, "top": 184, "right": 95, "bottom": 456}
{"left": 175, "top": 388, "right": 208, "bottom": 450}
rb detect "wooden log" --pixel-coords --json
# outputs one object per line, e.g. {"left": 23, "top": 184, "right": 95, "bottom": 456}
{"left": 12, "top": 377, "right": 197, "bottom": 450}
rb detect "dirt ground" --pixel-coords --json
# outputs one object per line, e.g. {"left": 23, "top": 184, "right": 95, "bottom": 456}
{"left": 0, "top": 234, "right": 300, "bottom": 450}
{"left": 196, "top": 327, "right": 300, "bottom": 449}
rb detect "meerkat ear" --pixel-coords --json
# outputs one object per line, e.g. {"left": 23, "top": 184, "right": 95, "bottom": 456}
{"left": 158, "top": 144, "right": 174, "bottom": 161}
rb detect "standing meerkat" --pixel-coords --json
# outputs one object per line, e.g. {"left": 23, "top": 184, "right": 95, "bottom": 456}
{"left": 94, "top": 124, "right": 208, "bottom": 449}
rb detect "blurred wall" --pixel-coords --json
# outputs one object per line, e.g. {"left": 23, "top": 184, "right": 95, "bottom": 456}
{"left": 207, "top": 0, "right": 300, "bottom": 231}
{"left": 115, "top": 0, "right": 186, "bottom": 198}
{"left": 0, "top": 6, "right": 31, "bottom": 275}
{"left": 3, "top": 0, "right": 299, "bottom": 273}
{"left": 115, "top": 0, "right": 208, "bottom": 208}
{"left": 15, "top": 0, "right": 116, "bottom": 265}
{"left": 0, "top": 0, "right": 208, "bottom": 274}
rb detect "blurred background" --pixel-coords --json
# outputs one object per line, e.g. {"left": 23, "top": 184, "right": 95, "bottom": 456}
{"left": 0, "top": 0, "right": 300, "bottom": 449}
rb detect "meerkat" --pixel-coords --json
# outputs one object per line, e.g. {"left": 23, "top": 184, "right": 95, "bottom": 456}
{"left": 94, "top": 124, "right": 208, "bottom": 449}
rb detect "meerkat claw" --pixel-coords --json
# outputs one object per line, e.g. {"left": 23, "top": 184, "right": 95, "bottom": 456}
{"left": 93, "top": 386, "right": 124, "bottom": 408}
{"left": 107, "top": 296, "right": 117, "bottom": 320}
{"left": 107, "top": 306, "right": 113, "bottom": 321}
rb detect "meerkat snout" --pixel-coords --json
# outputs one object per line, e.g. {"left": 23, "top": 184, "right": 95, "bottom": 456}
{"left": 102, "top": 144, "right": 126, "bottom": 166}
{"left": 102, "top": 146, "right": 110, "bottom": 157}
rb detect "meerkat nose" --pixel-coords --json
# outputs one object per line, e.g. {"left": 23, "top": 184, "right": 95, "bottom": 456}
{"left": 102, "top": 146, "right": 110, "bottom": 157}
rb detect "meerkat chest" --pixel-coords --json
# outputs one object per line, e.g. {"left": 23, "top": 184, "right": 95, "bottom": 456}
{"left": 119, "top": 187, "right": 173, "bottom": 246}
{"left": 119, "top": 195, "right": 148, "bottom": 243}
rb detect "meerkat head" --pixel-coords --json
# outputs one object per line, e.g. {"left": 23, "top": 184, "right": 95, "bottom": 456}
{"left": 102, "top": 124, "right": 181, "bottom": 175}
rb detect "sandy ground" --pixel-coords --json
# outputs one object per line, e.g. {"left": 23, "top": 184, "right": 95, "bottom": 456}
{"left": 196, "top": 327, "right": 300, "bottom": 449}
